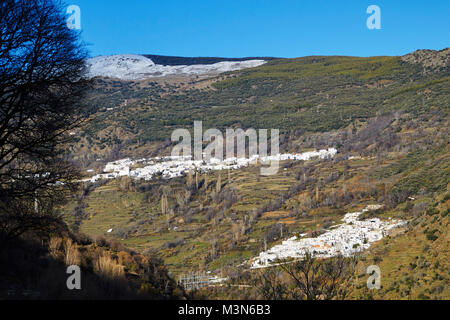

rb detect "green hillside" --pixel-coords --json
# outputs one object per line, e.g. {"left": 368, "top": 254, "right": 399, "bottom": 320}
{"left": 62, "top": 49, "right": 449, "bottom": 300}
{"left": 67, "top": 50, "right": 448, "bottom": 165}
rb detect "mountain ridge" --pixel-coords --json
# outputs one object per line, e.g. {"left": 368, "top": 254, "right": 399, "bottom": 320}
{"left": 141, "top": 54, "right": 279, "bottom": 66}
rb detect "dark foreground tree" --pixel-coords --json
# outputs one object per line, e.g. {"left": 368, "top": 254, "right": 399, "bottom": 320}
{"left": 254, "top": 253, "right": 357, "bottom": 300}
{"left": 0, "top": 0, "right": 90, "bottom": 247}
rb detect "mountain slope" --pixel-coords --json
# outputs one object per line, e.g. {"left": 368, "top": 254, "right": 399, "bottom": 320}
{"left": 72, "top": 49, "right": 448, "bottom": 162}
{"left": 60, "top": 49, "right": 449, "bottom": 299}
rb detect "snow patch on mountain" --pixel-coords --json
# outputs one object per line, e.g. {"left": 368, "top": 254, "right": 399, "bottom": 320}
{"left": 86, "top": 54, "right": 266, "bottom": 80}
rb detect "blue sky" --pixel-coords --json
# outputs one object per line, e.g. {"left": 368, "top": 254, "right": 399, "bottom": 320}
{"left": 69, "top": 0, "right": 449, "bottom": 58}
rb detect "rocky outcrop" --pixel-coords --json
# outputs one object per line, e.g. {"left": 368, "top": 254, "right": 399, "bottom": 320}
{"left": 401, "top": 48, "right": 449, "bottom": 72}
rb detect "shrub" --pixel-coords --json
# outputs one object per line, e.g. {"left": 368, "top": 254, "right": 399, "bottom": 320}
{"left": 94, "top": 254, "right": 125, "bottom": 279}
{"left": 162, "top": 238, "right": 185, "bottom": 249}
{"left": 64, "top": 239, "right": 80, "bottom": 266}
{"left": 426, "top": 208, "right": 439, "bottom": 216}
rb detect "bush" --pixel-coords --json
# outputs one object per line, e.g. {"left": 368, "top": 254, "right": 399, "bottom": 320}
{"left": 426, "top": 208, "right": 439, "bottom": 216}
{"left": 162, "top": 238, "right": 185, "bottom": 249}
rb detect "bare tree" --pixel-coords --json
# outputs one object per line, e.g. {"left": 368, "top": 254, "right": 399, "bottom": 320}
{"left": 255, "top": 253, "right": 357, "bottom": 300}
{"left": 0, "top": 0, "right": 90, "bottom": 247}
{"left": 280, "top": 253, "right": 356, "bottom": 300}
{"left": 254, "top": 267, "right": 288, "bottom": 300}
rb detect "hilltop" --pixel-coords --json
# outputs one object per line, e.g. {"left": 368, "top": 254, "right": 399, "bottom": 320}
{"left": 142, "top": 54, "right": 278, "bottom": 66}
{"left": 401, "top": 48, "right": 450, "bottom": 72}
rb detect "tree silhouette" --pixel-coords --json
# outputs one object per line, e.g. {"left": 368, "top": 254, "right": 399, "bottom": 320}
{"left": 255, "top": 253, "right": 357, "bottom": 300}
{"left": 0, "top": 0, "right": 90, "bottom": 247}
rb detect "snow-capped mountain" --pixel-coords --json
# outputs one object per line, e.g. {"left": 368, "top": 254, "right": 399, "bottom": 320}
{"left": 86, "top": 54, "right": 267, "bottom": 80}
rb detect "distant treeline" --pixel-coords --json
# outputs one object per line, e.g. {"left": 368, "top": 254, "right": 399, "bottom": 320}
{"left": 142, "top": 54, "right": 280, "bottom": 66}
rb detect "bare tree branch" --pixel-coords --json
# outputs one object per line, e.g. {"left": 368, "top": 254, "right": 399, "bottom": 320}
{"left": 0, "top": 0, "right": 90, "bottom": 246}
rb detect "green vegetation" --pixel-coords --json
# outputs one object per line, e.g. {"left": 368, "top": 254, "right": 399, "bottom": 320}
{"left": 62, "top": 50, "right": 449, "bottom": 299}
{"left": 70, "top": 53, "right": 448, "bottom": 164}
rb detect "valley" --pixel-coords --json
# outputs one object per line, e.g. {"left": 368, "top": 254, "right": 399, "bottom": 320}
{"left": 61, "top": 49, "right": 449, "bottom": 299}
{"left": 1, "top": 0, "right": 448, "bottom": 303}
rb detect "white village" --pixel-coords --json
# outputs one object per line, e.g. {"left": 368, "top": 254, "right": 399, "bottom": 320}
{"left": 84, "top": 148, "right": 338, "bottom": 183}
{"left": 250, "top": 205, "right": 407, "bottom": 269}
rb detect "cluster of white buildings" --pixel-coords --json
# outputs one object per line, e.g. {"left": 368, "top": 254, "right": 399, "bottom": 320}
{"left": 251, "top": 205, "right": 407, "bottom": 269}
{"left": 84, "top": 148, "right": 337, "bottom": 183}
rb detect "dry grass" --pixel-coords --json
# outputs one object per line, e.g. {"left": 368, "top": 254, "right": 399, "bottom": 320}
{"left": 64, "top": 239, "right": 80, "bottom": 266}
{"left": 262, "top": 211, "right": 290, "bottom": 218}
{"left": 48, "top": 237, "right": 63, "bottom": 260}
{"left": 280, "top": 217, "right": 297, "bottom": 225}
{"left": 94, "top": 254, "right": 125, "bottom": 279}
